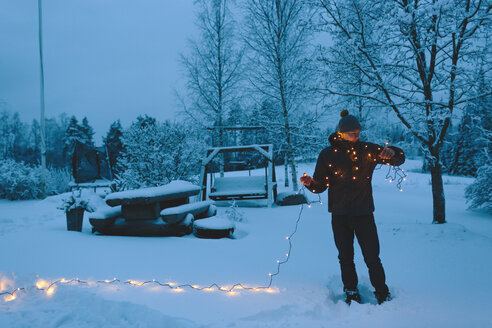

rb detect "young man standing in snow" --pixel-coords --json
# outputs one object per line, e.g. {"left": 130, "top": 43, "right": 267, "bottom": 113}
{"left": 300, "top": 110, "right": 405, "bottom": 305}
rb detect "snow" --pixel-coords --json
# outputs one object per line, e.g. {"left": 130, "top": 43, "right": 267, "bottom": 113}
{"left": 161, "top": 200, "right": 215, "bottom": 224}
{"left": 1, "top": 160, "right": 492, "bottom": 327}
{"left": 105, "top": 180, "right": 201, "bottom": 204}
{"left": 160, "top": 201, "right": 214, "bottom": 217}
{"left": 89, "top": 205, "right": 122, "bottom": 219}
{"left": 193, "top": 216, "right": 236, "bottom": 230}
{"left": 210, "top": 176, "right": 267, "bottom": 196}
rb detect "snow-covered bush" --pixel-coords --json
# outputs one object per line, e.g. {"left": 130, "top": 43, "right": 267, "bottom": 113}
{"left": 0, "top": 159, "right": 44, "bottom": 200}
{"left": 465, "top": 164, "right": 492, "bottom": 213}
{"left": 225, "top": 200, "right": 246, "bottom": 222}
{"left": 0, "top": 160, "right": 72, "bottom": 200}
{"left": 116, "top": 116, "right": 206, "bottom": 190}
{"left": 46, "top": 167, "right": 71, "bottom": 195}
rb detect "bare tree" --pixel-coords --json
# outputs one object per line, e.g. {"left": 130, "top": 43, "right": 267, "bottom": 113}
{"left": 181, "top": 0, "right": 243, "bottom": 151}
{"left": 243, "top": 0, "right": 318, "bottom": 190}
{"left": 317, "top": 0, "right": 491, "bottom": 223}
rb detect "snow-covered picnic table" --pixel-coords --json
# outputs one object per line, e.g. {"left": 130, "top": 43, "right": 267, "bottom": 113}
{"left": 89, "top": 181, "right": 220, "bottom": 237}
{"left": 105, "top": 180, "right": 201, "bottom": 220}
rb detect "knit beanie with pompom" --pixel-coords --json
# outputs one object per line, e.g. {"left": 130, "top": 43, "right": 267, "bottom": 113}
{"left": 337, "top": 109, "right": 362, "bottom": 132}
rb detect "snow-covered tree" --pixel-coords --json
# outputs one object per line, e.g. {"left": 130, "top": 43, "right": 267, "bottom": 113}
{"left": 449, "top": 62, "right": 491, "bottom": 176}
{"left": 63, "top": 116, "right": 84, "bottom": 156}
{"left": 316, "top": 0, "right": 491, "bottom": 223}
{"left": 465, "top": 163, "right": 492, "bottom": 213}
{"left": 0, "top": 110, "right": 27, "bottom": 161}
{"left": 46, "top": 114, "right": 69, "bottom": 168}
{"left": 25, "top": 119, "right": 41, "bottom": 165}
{"left": 243, "top": 0, "right": 320, "bottom": 190}
{"left": 63, "top": 116, "right": 95, "bottom": 165}
{"left": 116, "top": 116, "right": 206, "bottom": 190}
{"left": 104, "top": 120, "right": 124, "bottom": 174}
{"left": 80, "top": 117, "right": 95, "bottom": 147}
{"left": 449, "top": 108, "right": 481, "bottom": 176}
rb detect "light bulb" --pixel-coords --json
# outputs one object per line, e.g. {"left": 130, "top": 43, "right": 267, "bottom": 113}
{"left": 4, "top": 294, "right": 16, "bottom": 302}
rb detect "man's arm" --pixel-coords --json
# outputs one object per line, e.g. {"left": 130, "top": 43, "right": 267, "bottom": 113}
{"left": 301, "top": 150, "right": 330, "bottom": 193}
{"left": 377, "top": 145, "right": 405, "bottom": 166}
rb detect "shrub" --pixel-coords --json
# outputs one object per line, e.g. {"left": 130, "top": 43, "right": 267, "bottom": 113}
{"left": 465, "top": 164, "right": 492, "bottom": 213}
{"left": 0, "top": 160, "right": 72, "bottom": 200}
{"left": 0, "top": 159, "right": 44, "bottom": 200}
{"left": 46, "top": 167, "right": 71, "bottom": 195}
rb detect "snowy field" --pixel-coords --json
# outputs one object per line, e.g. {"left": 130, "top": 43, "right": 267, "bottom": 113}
{"left": 1, "top": 159, "right": 491, "bottom": 328}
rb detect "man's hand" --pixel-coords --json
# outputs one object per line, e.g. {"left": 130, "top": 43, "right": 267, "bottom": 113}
{"left": 379, "top": 147, "right": 395, "bottom": 159}
{"left": 300, "top": 173, "right": 312, "bottom": 186}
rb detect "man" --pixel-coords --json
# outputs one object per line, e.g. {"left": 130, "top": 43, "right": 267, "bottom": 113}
{"left": 300, "top": 110, "right": 405, "bottom": 305}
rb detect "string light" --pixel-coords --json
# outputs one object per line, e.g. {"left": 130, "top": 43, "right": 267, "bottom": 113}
{"left": 1, "top": 188, "right": 323, "bottom": 302}
{"left": 376, "top": 163, "right": 408, "bottom": 191}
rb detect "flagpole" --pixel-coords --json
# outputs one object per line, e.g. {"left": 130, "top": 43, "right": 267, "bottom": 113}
{"left": 38, "top": 0, "right": 47, "bottom": 197}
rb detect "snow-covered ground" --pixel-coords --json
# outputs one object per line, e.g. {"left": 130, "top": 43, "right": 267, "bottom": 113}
{"left": 1, "top": 159, "right": 491, "bottom": 328}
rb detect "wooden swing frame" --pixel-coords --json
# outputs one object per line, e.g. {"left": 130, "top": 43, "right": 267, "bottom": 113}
{"left": 199, "top": 144, "right": 277, "bottom": 207}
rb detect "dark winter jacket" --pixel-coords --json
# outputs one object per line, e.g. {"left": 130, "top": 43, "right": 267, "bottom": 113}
{"left": 306, "top": 133, "right": 405, "bottom": 215}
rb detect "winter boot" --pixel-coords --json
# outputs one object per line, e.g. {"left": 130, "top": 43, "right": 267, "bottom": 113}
{"left": 374, "top": 291, "right": 392, "bottom": 305}
{"left": 344, "top": 289, "right": 362, "bottom": 305}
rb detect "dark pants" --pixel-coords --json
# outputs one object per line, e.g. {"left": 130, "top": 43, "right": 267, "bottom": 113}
{"left": 331, "top": 214, "right": 389, "bottom": 294}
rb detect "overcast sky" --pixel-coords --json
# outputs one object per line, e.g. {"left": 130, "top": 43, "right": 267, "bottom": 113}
{"left": 0, "top": 0, "right": 198, "bottom": 143}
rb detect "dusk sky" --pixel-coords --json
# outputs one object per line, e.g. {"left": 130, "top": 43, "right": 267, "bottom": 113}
{"left": 0, "top": 0, "right": 198, "bottom": 143}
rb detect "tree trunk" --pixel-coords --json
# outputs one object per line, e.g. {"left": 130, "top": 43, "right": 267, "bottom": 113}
{"left": 284, "top": 153, "right": 289, "bottom": 187}
{"left": 288, "top": 150, "right": 298, "bottom": 191}
{"left": 429, "top": 148, "right": 446, "bottom": 224}
{"left": 218, "top": 126, "right": 225, "bottom": 178}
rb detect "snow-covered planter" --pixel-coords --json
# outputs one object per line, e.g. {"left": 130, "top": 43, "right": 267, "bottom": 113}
{"left": 193, "top": 216, "right": 235, "bottom": 239}
{"left": 58, "top": 192, "right": 96, "bottom": 231}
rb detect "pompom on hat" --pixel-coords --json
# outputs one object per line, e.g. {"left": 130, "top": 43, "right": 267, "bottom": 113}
{"left": 337, "top": 110, "right": 362, "bottom": 132}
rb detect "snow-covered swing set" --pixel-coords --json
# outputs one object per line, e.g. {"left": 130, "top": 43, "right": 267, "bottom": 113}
{"left": 200, "top": 127, "right": 278, "bottom": 207}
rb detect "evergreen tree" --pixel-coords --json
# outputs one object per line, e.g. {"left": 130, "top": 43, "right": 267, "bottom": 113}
{"left": 449, "top": 109, "right": 479, "bottom": 176}
{"left": 449, "top": 71, "right": 492, "bottom": 176}
{"left": 46, "top": 114, "right": 69, "bottom": 168}
{"left": 104, "top": 120, "right": 124, "bottom": 173}
{"left": 63, "top": 116, "right": 85, "bottom": 161}
{"left": 465, "top": 163, "right": 492, "bottom": 213}
{"left": 80, "top": 117, "right": 95, "bottom": 147}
